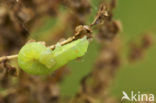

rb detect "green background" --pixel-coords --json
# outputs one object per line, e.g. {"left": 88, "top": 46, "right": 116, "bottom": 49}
{"left": 60, "top": 0, "right": 156, "bottom": 100}
{"left": 30, "top": 0, "right": 156, "bottom": 100}
{"left": 112, "top": 0, "right": 156, "bottom": 99}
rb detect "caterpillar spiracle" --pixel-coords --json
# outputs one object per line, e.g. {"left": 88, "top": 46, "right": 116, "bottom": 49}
{"left": 18, "top": 36, "right": 89, "bottom": 75}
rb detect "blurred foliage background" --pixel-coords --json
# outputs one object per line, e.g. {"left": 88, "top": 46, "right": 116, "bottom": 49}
{"left": 112, "top": 0, "right": 156, "bottom": 98}
{"left": 59, "top": 0, "right": 156, "bottom": 99}
{"left": 0, "top": 0, "right": 156, "bottom": 102}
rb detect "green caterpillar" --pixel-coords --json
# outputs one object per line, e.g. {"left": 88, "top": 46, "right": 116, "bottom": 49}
{"left": 18, "top": 36, "right": 89, "bottom": 75}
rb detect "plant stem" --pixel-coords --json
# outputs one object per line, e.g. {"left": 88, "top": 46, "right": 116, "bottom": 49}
{"left": 0, "top": 3, "right": 109, "bottom": 63}
{"left": 0, "top": 54, "right": 18, "bottom": 63}
{"left": 0, "top": 25, "right": 91, "bottom": 63}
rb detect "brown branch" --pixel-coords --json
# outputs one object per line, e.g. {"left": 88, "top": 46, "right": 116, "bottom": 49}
{"left": 0, "top": 55, "right": 18, "bottom": 63}
{"left": 49, "top": 34, "right": 76, "bottom": 50}
{"left": 0, "top": 25, "right": 92, "bottom": 63}
{"left": 0, "top": 3, "right": 109, "bottom": 63}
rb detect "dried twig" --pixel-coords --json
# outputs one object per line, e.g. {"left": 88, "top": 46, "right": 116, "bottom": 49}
{"left": 0, "top": 25, "right": 92, "bottom": 63}
{"left": 91, "top": 3, "right": 109, "bottom": 26}
{"left": 0, "top": 55, "right": 18, "bottom": 63}
{"left": 0, "top": 3, "right": 108, "bottom": 65}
